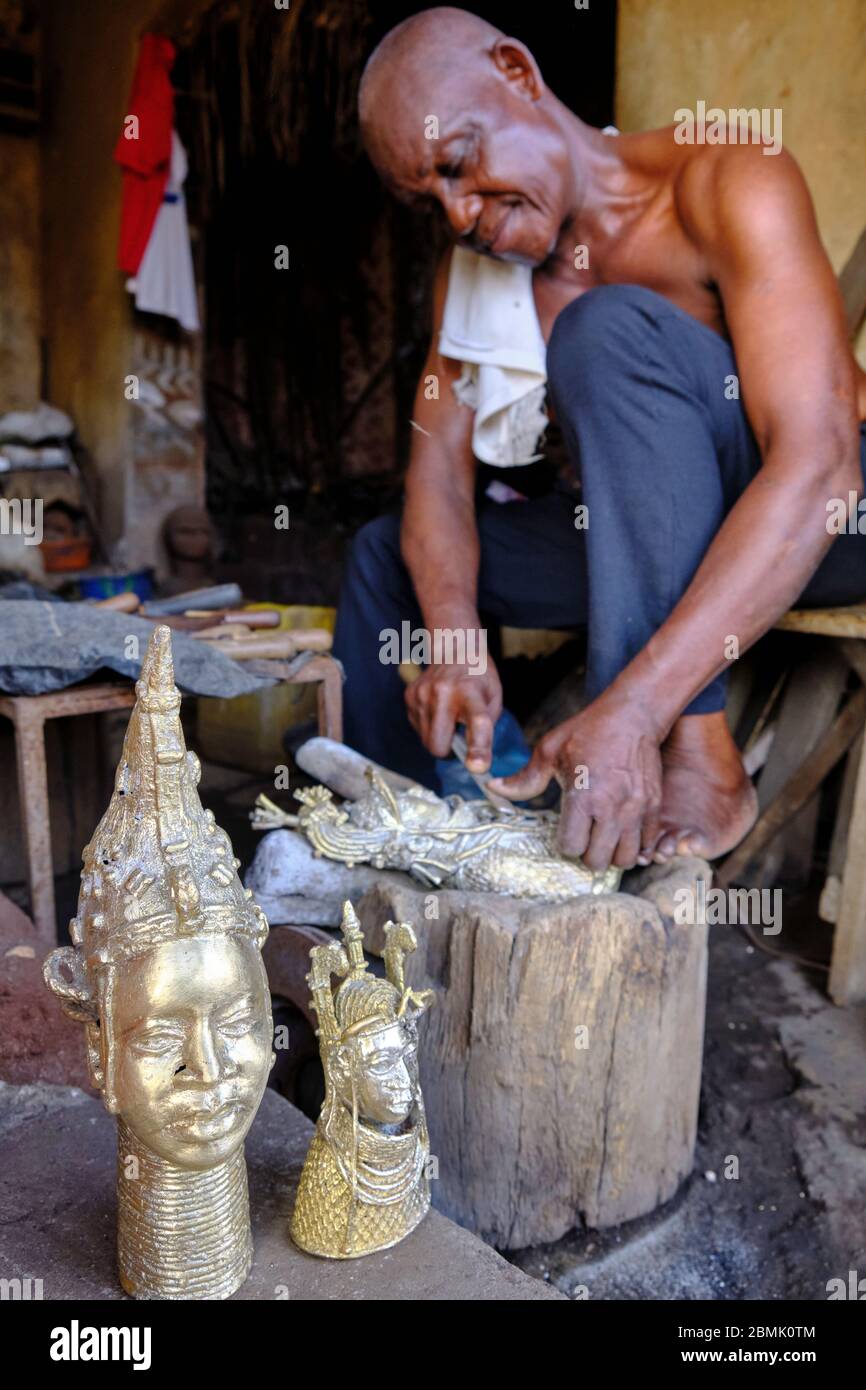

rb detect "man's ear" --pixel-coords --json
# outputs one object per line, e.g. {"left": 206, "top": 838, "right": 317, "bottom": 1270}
{"left": 491, "top": 38, "right": 544, "bottom": 102}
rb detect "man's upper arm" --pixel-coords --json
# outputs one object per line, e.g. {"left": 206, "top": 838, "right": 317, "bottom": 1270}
{"left": 407, "top": 247, "right": 476, "bottom": 487}
{"left": 683, "top": 145, "right": 858, "bottom": 467}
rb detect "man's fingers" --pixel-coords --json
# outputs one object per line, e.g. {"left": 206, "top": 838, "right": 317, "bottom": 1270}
{"left": 427, "top": 689, "right": 458, "bottom": 758}
{"left": 612, "top": 824, "right": 642, "bottom": 869}
{"left": 404, "top": 683, "right": 429, "bottom": 741}
{"left": 465, "top": 712, "right": 494, "bottom": 773}
{"left": 583, "top": 817, "right": 622, "bottom": 872}
{"left": 488, "top": 748, "right": 554, "bottom": 801}
{"left": 557, "top": 790, "right": 593, "bottom": 859}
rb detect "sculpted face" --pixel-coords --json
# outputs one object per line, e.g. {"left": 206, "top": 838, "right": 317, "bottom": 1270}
{"left": 344, "top": 1021, "right": 417, "bottom": 1126}
{"left": 109, "top": 936, "right": 272, "bottom": 1169}
{"left": 360, "top": 14, "right": 574, "bottom": 267}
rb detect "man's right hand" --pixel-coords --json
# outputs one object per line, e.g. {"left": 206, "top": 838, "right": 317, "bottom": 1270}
{"left": 405, "top": 658, "right": 502, "bottom": 773}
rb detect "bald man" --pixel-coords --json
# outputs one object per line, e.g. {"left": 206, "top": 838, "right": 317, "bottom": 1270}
{"left": 332, "top": 6, "right": 866, "bottom": 872}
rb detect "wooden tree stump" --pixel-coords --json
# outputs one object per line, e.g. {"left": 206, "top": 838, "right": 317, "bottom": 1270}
{"left": 357, "top": 856, "right": 711, "bottom": 1248}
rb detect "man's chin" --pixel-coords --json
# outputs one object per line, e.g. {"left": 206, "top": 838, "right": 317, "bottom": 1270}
{"left": 497, "top": 248, "right": 544, "bottom": 267}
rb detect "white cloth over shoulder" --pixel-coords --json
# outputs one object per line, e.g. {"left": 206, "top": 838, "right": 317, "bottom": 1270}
{"left": 439, "top": 245, "right": 547, "bottom": 466}
{"left": 439, "top": 126, "right": 619, "bottom": 467}
{"left": 126, "top": 131, "right": 200, "bottom": 333}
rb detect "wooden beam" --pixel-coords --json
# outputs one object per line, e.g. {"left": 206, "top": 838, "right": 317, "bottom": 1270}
{"left": 829, "top": 729, "right": 866, "bottom": 1004}
{"left": 718, "top": 685, "right": 866, "bottom": 889}
{"left": 748, "top": 646, "right": 847, "bottom": 888}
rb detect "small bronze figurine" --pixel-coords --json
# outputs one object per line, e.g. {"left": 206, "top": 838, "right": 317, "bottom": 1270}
{"left": 291, "top": 901, "right": 434, "bottom": 1258}
{"left": 254, "top": 747, "right": 621, "bottom": 900}
{"left": 44, "top": 626, "right": 273, "bottom": 1300}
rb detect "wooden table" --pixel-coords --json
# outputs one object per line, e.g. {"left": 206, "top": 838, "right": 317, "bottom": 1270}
{"left": 0, "top": 683, "right": 136, "bottom": 944}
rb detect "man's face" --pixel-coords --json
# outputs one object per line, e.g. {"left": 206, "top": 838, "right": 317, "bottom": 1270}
{"left": 345, "top": 1021, "right": 417, "bottom": 1126}
{"left": 367, "top": 79, "right": 570, "bottom": 268}
{"left": 110, "top": 936, "right": 272, "bottom": 1169}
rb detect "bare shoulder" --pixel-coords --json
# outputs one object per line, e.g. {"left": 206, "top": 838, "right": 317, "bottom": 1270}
{"left": 673, "top": 140, "right": 817, "bottom": 258}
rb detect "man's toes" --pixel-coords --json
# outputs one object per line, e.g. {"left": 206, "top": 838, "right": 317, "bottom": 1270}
{"left": 653, "top": 833, "right": 678, "bottom": 862}
{"left": 674, "top": 830, "right": 704, "bottom": 856}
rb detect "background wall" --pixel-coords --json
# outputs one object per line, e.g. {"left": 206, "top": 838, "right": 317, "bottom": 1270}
{"left": 616, "top": 0, "right": 866, "bottom": 364}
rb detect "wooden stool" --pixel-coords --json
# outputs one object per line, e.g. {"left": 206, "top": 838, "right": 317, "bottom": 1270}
{"left": 719, "top": 606, "right": 866, "bottom": 1004}
{"left": 356, "top": 861, "right": 711, "bottom": 1247}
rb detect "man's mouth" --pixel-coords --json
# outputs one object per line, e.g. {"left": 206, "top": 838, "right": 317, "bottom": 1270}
{"left": 470, "top": 212, "right": 510, "bottom": 257}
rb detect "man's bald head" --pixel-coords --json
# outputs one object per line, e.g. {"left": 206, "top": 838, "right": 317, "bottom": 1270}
{"left": 359, "top": 7, "right": 502, "bottom": 132}
{"left": 359, "top": 8, "right": 522, "bottom": 181}
{"left": 359, "top": 7, "right": 579, "bottom": 268}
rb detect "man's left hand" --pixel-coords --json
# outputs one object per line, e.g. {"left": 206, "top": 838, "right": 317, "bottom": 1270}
{"left": 488, "top": 697, "right": 664, "bottom": 870}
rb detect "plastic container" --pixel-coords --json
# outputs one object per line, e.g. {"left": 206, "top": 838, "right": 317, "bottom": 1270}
{"left": 40, "top": 537, "right": 93, "bottom": 573}
{"left": 77, "top": 569, "right": 154, "bottom": 602}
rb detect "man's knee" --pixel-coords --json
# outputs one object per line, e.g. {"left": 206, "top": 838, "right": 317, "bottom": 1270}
{"left": 547, "top": 284, "right": 662, "bottom": 396}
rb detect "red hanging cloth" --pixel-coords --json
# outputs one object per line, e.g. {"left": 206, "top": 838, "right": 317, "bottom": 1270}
{"left": 114, "top": 34, "right": 176, "bottom": 275}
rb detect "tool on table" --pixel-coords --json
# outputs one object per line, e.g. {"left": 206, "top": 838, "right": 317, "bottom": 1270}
{"left": 141, "top": 584, "right": 243, "bottom": 616}
{"left": 93, "top": 592, "right": 141, "bottom": 613}
{"left": 196, "top": 629, "right": 332, "bottom": 661}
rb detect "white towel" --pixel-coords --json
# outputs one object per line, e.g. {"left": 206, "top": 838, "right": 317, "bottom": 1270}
{"left": 439, "top": 245, "right": 547, "bottom": 466}
{"left": 439, "top": 127, "right": 619, "bottom": 467}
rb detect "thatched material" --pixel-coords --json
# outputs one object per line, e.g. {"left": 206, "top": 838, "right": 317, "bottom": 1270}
{"left": 168, "top": 1, "right": 441, "bottom": 526}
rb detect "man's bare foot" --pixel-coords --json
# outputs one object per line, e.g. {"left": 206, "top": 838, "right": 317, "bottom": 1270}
{"left": 639, "top": 711, "right": 758, "bottom": 864}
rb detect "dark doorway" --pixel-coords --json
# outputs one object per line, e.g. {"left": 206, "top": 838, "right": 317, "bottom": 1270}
{"left": 177, "top": 1, "right": 617, "bottom": 602}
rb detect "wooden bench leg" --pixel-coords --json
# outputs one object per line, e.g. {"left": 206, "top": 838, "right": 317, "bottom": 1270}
{"left": 313, "top": 657, "right": 343, "bottom": 742}
{"left": 9, "top": 704, "right": 56, "bottom": 944}
{"left": 819, "top": 732, "right": 862, "bottom": 924}
{"left": 829, "top": 731, "right": 866, "bottom": 1004}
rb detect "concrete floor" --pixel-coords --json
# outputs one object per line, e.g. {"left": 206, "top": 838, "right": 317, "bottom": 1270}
{"left": 507, "top": 910, "right": 866, "bottom": 1300}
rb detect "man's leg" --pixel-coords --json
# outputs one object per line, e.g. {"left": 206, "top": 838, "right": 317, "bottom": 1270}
{"left": 333, "top": 491, "right": 585, "bottom": 788}
{"left": 547, "top": 283, "right": 765, "bottom": 859}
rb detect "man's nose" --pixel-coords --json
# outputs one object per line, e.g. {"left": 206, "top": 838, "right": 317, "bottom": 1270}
{"left": 440, "top": 190, "right": 483, "bottom": 238}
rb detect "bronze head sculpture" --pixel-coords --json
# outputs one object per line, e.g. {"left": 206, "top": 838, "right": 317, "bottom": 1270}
{"left": 291, "top": 901, "right": 434, "bottom": 1258}
{"left": 44, "top": 626, "right": 273, "bottom": 1299}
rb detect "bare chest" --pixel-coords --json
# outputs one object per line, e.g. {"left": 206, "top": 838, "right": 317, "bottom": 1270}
{"left": 532, "top": 214, "right": 727, "bottom": 344}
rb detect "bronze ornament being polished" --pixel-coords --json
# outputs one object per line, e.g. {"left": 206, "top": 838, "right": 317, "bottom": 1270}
{"left": 43, "top": 625, "right": 273, "bottom": 1301}
{"left": 290, "top": 900, "right": 434, "bottom": 1259}
{"left": 253, "top": 738, "right": 621, "bottom": 899}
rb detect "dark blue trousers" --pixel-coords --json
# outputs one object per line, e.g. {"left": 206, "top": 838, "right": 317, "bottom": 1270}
{"left": 334, "top": 284, "right": 866, "bottom": 786}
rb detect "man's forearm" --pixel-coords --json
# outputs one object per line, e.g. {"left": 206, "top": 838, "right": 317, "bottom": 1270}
{"left": 401, "top": 465, "right": 482, "bottom": 631}
{"left": 608, "top": 440, "right": 860, "bottom": 736}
